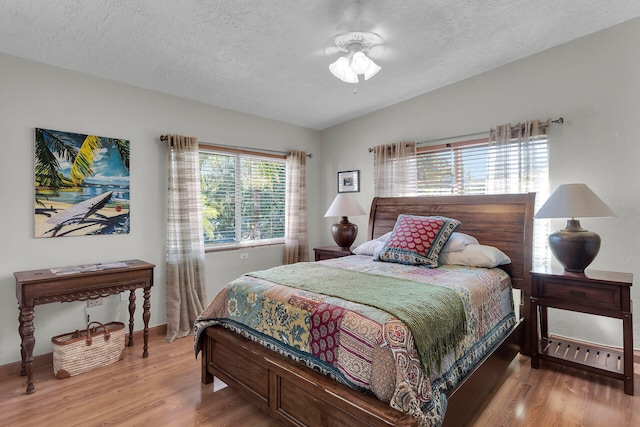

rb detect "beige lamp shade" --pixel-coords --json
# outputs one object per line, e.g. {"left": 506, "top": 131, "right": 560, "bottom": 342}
{"left": 534, "top": 183, "right": 616, "bottom": 219}
{"left": 324, "top": 194, "right": 366, "bottom": 250}
{"left": 324, "top": 193, "right": 367, "bottom": 217}
{"left": 534, "top": 183, "right": 615, "bottom": 272}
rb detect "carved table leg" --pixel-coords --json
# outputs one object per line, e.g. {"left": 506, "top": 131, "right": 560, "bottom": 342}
{"left": 142, "top": 284, "right": 151, "bottom": 358}
{"left": 127, "top": 290, "right": 136, "bottom": 347}
{"left": 18, "top": 305, "right": 36, "bottom": 394}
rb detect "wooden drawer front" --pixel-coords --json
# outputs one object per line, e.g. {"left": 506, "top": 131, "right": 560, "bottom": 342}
{"left": 315, "top": 250, "right": 351, "bottom": 261}
{"left": 211, "top": 340, "right": 269, "bottom": 403}
{"left": 538, "top": 279, "right": 621, "bottom": 311}
{"left": 277, "top": 376, "right": 369, "bottom": 427}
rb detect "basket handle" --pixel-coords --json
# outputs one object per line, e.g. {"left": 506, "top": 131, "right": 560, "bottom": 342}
{"left": 85, "top": 321, "right": 111, "bottom": 346}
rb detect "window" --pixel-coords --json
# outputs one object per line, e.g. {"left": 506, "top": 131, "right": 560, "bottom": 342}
{"left": 416, "top": 136, "right": 550, "bottom": 266}
{"left": 199, "top": 147, "right": 286, "bottom": 248}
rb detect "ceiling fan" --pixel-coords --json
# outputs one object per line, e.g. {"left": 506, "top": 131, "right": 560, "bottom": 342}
{"left": 325, "top": 1, "right": 386, "bottom": 84}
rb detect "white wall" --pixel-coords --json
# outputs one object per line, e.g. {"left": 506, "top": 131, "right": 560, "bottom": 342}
{"left": 0, "top": 54, "right": 321, "bottom": 365}
{"left": 319, "top": 18, "right": 640, "bottom": 348}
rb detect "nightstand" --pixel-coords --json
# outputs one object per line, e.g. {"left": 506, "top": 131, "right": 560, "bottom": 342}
{"left": 530, "top": 266, "right": 634, "bottom": 395}
{"left": 314, "top": 246, "right": 352, "bottom": 261}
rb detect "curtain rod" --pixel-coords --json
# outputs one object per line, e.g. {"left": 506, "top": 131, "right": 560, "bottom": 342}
{"left": 159, "top": 135, "right": 312, "bottom": 158}
{"left": 367, "top": 117, "right": 564, "bottom": 152}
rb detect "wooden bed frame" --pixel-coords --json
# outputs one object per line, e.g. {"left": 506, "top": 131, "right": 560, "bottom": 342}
{"left": 200, "top": 193, "right": 535, "bottom": 426}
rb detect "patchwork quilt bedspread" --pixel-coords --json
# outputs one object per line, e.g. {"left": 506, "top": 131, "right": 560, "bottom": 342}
{"left": 194, "top": 255, "right": 516, "bottom": 426}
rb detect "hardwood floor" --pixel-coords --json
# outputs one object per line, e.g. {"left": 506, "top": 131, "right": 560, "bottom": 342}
{"left": 1, "top": 329, "right": 638, "bottom": 426}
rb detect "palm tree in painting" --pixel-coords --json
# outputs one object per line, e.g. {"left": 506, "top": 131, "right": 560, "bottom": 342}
{"left": 35, "top": 128, "right": 129, "bottom": 192}
{"left": 35, "top": 128, "right": 130, "bottom": 236}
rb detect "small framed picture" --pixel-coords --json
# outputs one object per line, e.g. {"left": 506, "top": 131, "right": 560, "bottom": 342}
{"left": 338, "top": 170, "right": 359, "bottom": 193}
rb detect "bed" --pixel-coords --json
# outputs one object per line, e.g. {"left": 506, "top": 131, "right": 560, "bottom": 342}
{"left": 195, "top": 193, "right": 535, "bottom": 426}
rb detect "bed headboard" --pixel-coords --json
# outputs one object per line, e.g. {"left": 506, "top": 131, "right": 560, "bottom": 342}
{"left": 367, "top": 193, "right": 535, "bottom": 292}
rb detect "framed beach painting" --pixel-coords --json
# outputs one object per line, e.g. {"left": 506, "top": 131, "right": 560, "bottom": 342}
{"left": 34, "top": 128, "right": 130, "bottom": 238}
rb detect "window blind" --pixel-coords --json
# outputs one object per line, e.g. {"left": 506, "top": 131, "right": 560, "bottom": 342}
{"left": 416, "top": 139, "right": 491, "bottom": 195}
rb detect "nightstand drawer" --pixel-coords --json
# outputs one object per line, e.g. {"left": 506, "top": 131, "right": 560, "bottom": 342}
{"left": 538, "top": 278, "right": 621, "bottom": 311}
{"left": 314, "top": 246, "right": 352, "bottom": 261}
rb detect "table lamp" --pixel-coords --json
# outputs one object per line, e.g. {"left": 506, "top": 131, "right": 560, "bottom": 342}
{"left": 324, "top": 193, "right": 366, "bottom": 250}
{"left": 534, "top": 183, "right": 615, "bottom": 272}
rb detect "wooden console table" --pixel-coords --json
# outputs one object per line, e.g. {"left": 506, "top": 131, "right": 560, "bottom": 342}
{"left": 14, "top": 259, "right": 155, "bottom": 394}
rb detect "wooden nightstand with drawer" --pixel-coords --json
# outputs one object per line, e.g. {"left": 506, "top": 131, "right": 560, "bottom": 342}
{"left": 530, "top": 266, "right": 634, "bottom": 395}
{"left": 314, "top": 246, "right": 352, "bottom": 261}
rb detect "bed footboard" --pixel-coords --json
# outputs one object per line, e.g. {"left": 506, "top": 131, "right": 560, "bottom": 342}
{"left": 201, "top": 318, "right": 523, "bottom": 427}
{"left": 202, "top": 326, "right": 418, "bottom": 426}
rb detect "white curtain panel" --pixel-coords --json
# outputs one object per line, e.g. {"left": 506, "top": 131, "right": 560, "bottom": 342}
{"left": 164, "top": 134, "right": 207, "bottom": 342}
{"left": 284, "top": 150, "right": 309, "bottom": 264}
{"left": 489, "top": 120, "right": 551, "bottom": 266}
{"left": 373, "top": 141, "right": 417, "bottom": 197}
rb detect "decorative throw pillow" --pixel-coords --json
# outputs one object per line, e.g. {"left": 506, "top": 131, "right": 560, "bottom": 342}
{"left": 374, "top": 215, "right": 461, "bottom": 267}
{"left": 439, "top": 244, "right": 511, "bottom": 268}
{"left": 441, "top": 232, "right": 479, "bottom": 253}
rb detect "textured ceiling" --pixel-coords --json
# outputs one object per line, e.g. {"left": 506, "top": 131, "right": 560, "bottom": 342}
{"left": 2, "top": 1, "right": 640, "bottom": 130}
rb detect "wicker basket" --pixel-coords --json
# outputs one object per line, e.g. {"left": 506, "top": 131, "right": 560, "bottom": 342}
{"left": 51, "top": 321, "right": 125, "bottom": 379}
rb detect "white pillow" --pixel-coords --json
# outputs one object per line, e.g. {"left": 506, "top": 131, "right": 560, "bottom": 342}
{"left": 352, "top": 239, "right": 384, "bottom": 255}
{"left": 441, "top": 232, "right": 479, "bottom": 253}
{"left": 439, "top": 244, "right": 511, "bottom": 268}
{"left": 377, "top": 231, "right": 392, "bottom": 242}
{"left": 352, "top": 231, "right": 392, "bottom": 256}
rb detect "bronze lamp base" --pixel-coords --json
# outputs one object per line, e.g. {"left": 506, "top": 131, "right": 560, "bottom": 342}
{"left": 549, "top": 219, "right": 601, "bottom": 273}
{"left": 331, "top": 216, "right": 358, "bottom": 250}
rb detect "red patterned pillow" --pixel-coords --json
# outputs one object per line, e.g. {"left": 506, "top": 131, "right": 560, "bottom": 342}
{"left": 374, "top": 215, "right": 461, "bottom": 267}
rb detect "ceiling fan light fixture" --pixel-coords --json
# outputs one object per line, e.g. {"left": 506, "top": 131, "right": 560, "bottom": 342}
{"left": 363, "top": 59, "right": 381, "bottom": 80}
{"left": 329, "top": 31, "right": 383, "bottom": 84}
{"left": 349, "top": 51, "right": 371, "bottom": 74}
{"left": 329, "top": 56, "right": 359, "bottom": 83}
